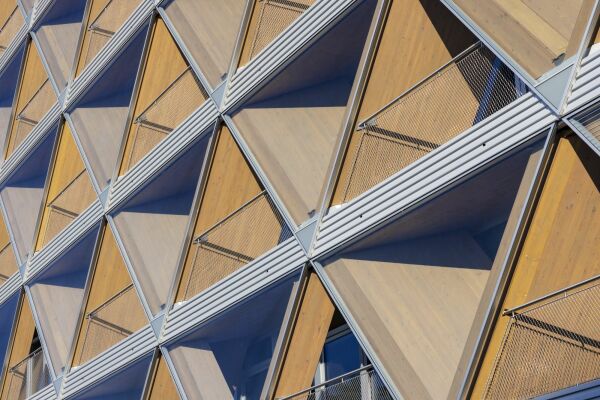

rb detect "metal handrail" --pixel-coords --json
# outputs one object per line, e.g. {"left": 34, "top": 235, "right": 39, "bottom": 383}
{"left": 358, "top": 42, "right": 481, "bottom": 129}
{"left": 88, "top": 0, "right": 118, "bottom": 35}
{"left": 277, "top": 365, "right": 374, "bottom": 400}
{"left": 9, "top": 348, "right": 45, "bottom": 375}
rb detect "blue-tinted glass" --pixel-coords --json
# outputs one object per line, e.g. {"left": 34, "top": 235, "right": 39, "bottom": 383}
{"left": 324, "top": 332, "right": 362, "bottom": 380}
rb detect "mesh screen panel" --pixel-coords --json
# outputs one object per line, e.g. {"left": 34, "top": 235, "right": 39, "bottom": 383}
{"left": 12, "top": 79, "right": 55, "bottom": 151}
{"left": 126, "top": 67, "right": 207, "bottom": 169}
{"left": 485, "top": 281, "right": 600, "bottom": 399}
{"left": 279, "top": 368, "right": 393, "bottom": 400}
{"left": 78, "top": 284, "right": 146, "bottom": 364}
{"left": 183, "top": 191, "right": 292, "bottom": 300}
{"left": 0, "top": 6, "right": 23, "bottom": 54}
{"left": 247, "top": 0, "right": 312, "bottom": 62}
{"left": 6, "top": 348, "right": 51, "bottom": 400}
{"left": 337, "top": 45, "right": 525, "bottom": 203}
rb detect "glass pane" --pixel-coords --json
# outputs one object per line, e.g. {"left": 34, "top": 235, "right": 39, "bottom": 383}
{"left": 323, "top": 332, "right": 362, "bottom": 380}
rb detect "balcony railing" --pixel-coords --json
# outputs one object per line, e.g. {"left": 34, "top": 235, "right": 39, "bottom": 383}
{"left": 0, "top": 5, "right": 23, "bottom": 55}
{"left": 6, "top": 348, "right": 51, "bottom": 400}
{"left": 337, "top": 43, "right": 527, "bottom": 203}
{"left": 125, "top": 67, "right": 207, "bottom": 170}
{"left": 484, "top": 279, "right": 600, "bottom": 399}
{"left": 42, "top": 170, "right": 95, "bottom": 245}
{"left": 278, "top": 366, "right": 393, "bottom": 400}
{"left": 81, "top": 0, "right": 139, "bottom": 68}
{"left": 182, "top": 191, "right": 292, "bottom": 300}
{"left": 246, "top": 0, "right": 312, "bottom": 62}
{"left": 12, "top": 79, "right": 55, "bottom": 151}
{"left": 78, "top": 284, "right": 143, "bottom": 364}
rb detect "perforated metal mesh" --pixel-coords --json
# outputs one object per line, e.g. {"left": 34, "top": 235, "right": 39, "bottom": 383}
{"left": 0, "top": 5, "right": 23, "bottom": 54}
{"left": 78, "top": 284, "right": 146, "bottom": 364}
{"left": 42, "top": 170, "right": 96, "bottom": 246}
{"left": 126, "top": 67, "right": 207, "bottom": 169}
{"left": 484, "top": 281, "right": 600, "bottom": 399}
{"left": 12, "top": 79, "right": 55, "bottom": 150}
{"left": 337, "top": 44, "right": 526, "bottom": 203}
{"left": 6, "top": 348, "right": 51, "bottom": 400}
{"left": 247, "top": 0, "right": 312, "bottom": 62}
{"left": 183, "top": 191, "right": 292, "bottom": 300}
{"left": 573, "top": 103, "right": 600, "bottom": 145}
{"left": 279, "top": 368, "right": 393, "bottom": 400}
{"left": 81, "top": 0, "right": 139, "bottom": 68}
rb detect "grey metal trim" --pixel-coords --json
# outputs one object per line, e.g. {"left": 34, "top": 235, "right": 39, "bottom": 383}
{"left": 0, "top": 287, "right": 24, "bottom": 398}
{"left": 23, "top": 283, "right": 57, "bottom": 381}
{"left": 310, "top": 0, "right": 391, "bottom": 256}
{"left": 62, "top": 113, "right": 102, "bottom": 195}
{"left": 106, "top": 99, "right": 219, "bottom": 212}
{"left": 557, "top": 0, "right": 600, "bottom": 114}
{"left": 310, "top": 260, "right": 402, "bottom": 400}
{"left": 0, "top": 191, "right": 26, "bottom": 267}
{"left": 312, "top": 93, "right": 556, "bottom": 257}
{"left": 24, "top": 199, "right": 103, "bottom": 283}
{"left": 565, "top": 47, "right": 600, "bottom": 113}
{"left": 63, "top": 0, "right": 155, "bottom": 110}
{"left": 158, "top": 345, "right": 189, "bottom": 400}
{"left": 223, "top": 0, "right": 255, "bottom": 103}
{"left": 0, "top": 101, "right": 60, "bottom": 185}
{"left": 563, "top": 117, "right": 600, "bottom": 158}
{"left": 0, "top": 24, "right": 27, "bottom": 75}
{"left": 0, "top": 271, "right": 22, "bottom": 306}
{"left": 29, "top": 0, "right": 54, "bottom": 29}
{"left": 59, "top": 325, "right": 157, "bottom": 399}
{"left": 222, "top": 0, "right": 363, "bottom": 111}
{"left": 27, "top": 383, "right": 57, "bottom": 400}
{"left": 29, "top": 31, "right": 61, "bottom": 98}
{"left": 161, "top": 237, "right": 306, "bottom": 343}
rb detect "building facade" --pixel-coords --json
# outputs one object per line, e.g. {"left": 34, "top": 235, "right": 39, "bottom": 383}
{"left": 0, "top": 0, "right": 598, "bottom": 399}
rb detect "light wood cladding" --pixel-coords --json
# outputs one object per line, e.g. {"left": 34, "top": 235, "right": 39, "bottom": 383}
{"left": 0, "top": 0, "right": 17, "bottom": 27}
{"left": 119, "top": 18, "right": 189, "bottom": 175}
{"left": 71, "top": 225, "right": 147, "bottom": 366}
{"left": 331, "top": 0, "right": 475, "bottom": 206}
{"left": 274, "top": 272, "right": 335, "bottom": 399}
{"left": 34, "top": 123, "right": 96, "bottom": 251}
{"left": 174, "top": 126, "right": 263, "bottom": 301}
{"left": 0, "top": 213, "right": 17, "bottom": 280}
{"left": 453, "top": 0, "right": 589, "bottom": 78}
{"left": 147, "top": 357, "right": 180, "bottom": 400}
{"left": 164, "top": 0, "right": 245, "bottom": 88}
{"left": 471, "top": 135, "right": 600, "bottom": 398}
{"left": 0, "top": 295, "right": 36, "bottom": 400}
{"left": 5, "top": 42, "right": 54, "bottom": 158}
{"left": 75, "top": 0, "right": 139, "bottom": 76}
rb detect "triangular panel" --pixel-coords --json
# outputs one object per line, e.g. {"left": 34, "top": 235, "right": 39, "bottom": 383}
{"left": 174, "top": 125, "right": 292, "bottom": 302}
{"left": 320, "top": 138, "right": 545, "bottom": 399}
{"left": 1, "top": 127, "right": 57, "bottom": 263}
{"left": 0, "top": 211, "right": 18, "bottom": 286}
{"left": 33, "top": 0, "right": 87, "bottom": 91}
{"left": 230, "top": 0, "right": 377, "bottom": 225}
{"left": 0, "top": 44, "right": 25, "bottom": 153}
{"left": 118, "top": 17, "right": 208, "bottom": 175}
{"left": 165, "top": 272, "right": 300, "bottom": 400}
{"left": 4, "top": 42, "right": 56, "bottom": 158}
{"left": 0, "top": 293, "right": 19, "bottom": 384}
{"left": 162, "top": 0, "right": 246, "bottom": 89}
{"left": 34, "top": 122, "right": 98, "bottom": 251}
{"left": 0, "top": 1, "right": 25, "bottom": 57}
{"left": 0, "top": 292, "right": 52, "bottom": 400}
{"left": 28, "top": 224, "right": 100, "bottom": 377}
{"left": 68, "top": 23, "right": 149, "bottom": 190}
{"left": 70, "top": 223, "right": 148, "bottom": 367}
{"left": 111, "top": 132, "right": 211, "bottom": 315}
{"left": 74, "top": 0, "right": 141, "bottom": 76}
{"left": 146, "top": 355, "right": 180, "bottom": 400}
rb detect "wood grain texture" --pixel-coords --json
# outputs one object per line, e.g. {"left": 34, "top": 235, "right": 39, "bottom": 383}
{"left": 70, "top": 225, "right": 147, "bottom": 366}
{"left": 274, "top": 272, "right": 335, "bottom": 398}
{"left": 0, "top": 0, "right": 17, "bottom": 27}
{"left": 34, "top": 123, "right": 96, "bottom": 250}
{"left": 5, "top": 42, "right": 53, "bottom": 158}
{"left": 0, "top": 213, "right": 17, "bottom": 280}
{"left": 331, "top": 0, "right": 475, "bottom": 205}
{"left": 0, "top": 295, "right": 37, "bottom": 400}
{"left": 165, "top": 0, "right": 245, "bottom": 88}
{"left": 471, "top": 135, "right": 600, "bottom": 398}
{"left": 119, "top": 17, "right": 189, "bottom": 174}
{"left": 174, "top": 125, "right": 263, "bottom": 301}
{"left": 147, "top": 356, "right": 180, "bottom": 400}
